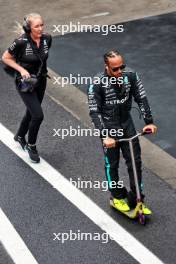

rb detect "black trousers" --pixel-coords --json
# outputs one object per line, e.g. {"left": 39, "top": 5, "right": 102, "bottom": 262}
{"left": 103, "top": 119, "right": 142, "bottom": 199}
{"left": 16, "top": 77, "right": 47, "bottom": 145}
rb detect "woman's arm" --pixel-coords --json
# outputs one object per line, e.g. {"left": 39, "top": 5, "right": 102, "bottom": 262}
{"left": 2, "top": 50, "right": 30, "bottom": 78}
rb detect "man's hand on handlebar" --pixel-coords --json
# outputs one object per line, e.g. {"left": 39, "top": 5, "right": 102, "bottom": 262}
{"left": 143, "top": 124, "right": 157, "bottom": 134}
{"left": 103, "top": 137, "right": 116, "bottom": 148}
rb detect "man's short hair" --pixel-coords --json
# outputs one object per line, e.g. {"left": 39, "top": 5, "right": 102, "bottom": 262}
{"left": 103, "top": 50, "right": 121, "bottom": 63}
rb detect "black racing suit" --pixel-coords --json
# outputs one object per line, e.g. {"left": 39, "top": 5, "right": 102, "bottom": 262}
{"left": 87, "top": 69, "right": 154, "bottom": 204}
{"left": 8, "top": 32, "right": 52, "bottom": 145}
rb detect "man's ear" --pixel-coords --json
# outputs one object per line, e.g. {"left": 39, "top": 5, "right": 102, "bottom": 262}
{"left": 105, "top": 63, "right": 108, "bottom": 71}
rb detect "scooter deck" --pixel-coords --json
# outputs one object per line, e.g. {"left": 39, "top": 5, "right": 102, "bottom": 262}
{"left": 110, "top": 200, "right": 143, "bottom": 219}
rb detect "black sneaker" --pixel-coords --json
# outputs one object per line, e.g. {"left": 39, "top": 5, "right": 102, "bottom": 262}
{"left": 127, "top": 191, "right": 145, "bottom": 209}
{"left": 14, "top": 134, "right": 27, "bottom": 150}
{"left": 26, "top": 144, "right": 40, "bottom": 163}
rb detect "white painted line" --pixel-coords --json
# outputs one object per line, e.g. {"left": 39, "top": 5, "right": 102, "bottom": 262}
{"left": 0, "top": 208, "right": 38, "bottom": 264}
{"left": 81, "top": 12, "right": 110, "bottom": 19}
{"left": 0, "top": 123, "right": 164, "bottom": 264}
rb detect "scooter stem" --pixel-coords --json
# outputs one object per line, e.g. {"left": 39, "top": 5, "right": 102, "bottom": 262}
{"left": 129, "top": 140, "right": 141, "bottom": 201}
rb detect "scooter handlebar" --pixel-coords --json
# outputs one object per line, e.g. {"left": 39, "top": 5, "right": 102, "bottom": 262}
{"left": 117, "top": 128, "right": 152, "bottom": 143}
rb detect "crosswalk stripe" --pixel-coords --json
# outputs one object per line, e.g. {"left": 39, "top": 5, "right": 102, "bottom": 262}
{"left": 0, "top": 208, "right": 38, "bottom": 264}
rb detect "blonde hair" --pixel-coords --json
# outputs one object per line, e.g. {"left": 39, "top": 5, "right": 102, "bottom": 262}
{"left": 14, "top": 13, "right": 42, "bottom": 35}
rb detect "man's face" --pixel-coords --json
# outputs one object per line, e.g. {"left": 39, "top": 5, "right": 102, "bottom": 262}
{"left": 105, "top": 55, "right": 125, "bottom": 78}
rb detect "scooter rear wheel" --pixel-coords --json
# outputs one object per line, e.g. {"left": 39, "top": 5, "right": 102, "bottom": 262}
{"left": 139, "top": 214, "right": 146, "bottom": 225}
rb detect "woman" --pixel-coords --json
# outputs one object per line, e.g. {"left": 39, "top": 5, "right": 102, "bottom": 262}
{"left": 2, "top": 13, "right": 52, "bottom": 163}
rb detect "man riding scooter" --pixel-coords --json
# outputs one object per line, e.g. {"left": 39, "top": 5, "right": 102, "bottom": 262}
{"left": 87, "top": 50, "right": 157, "bottom": 214}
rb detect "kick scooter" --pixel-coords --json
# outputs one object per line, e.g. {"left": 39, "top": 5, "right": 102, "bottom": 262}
{"left": 110, "top": 128, "right": 152, "bottom": 225}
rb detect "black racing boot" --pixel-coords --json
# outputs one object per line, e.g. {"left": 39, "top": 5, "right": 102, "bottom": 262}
{"left": 26, "top": 144, "right": 40, "bottom": 163}
{"left": 14, "top": 134, "right": 27, "bottom": 150}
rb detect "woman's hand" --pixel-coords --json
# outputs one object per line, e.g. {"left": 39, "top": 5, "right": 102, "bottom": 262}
{"left": 20, "top": 68, "right": 30, "bottom": 79}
